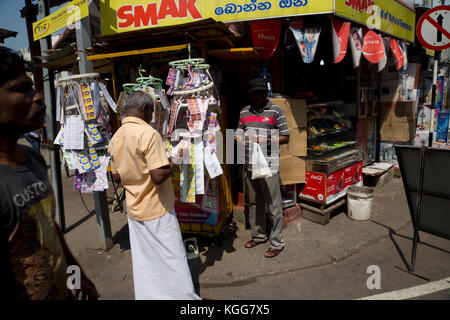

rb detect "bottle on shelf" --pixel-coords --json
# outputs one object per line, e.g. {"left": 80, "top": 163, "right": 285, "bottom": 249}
{"left": 253, "top": 67, "right": 273, "bottom": 98}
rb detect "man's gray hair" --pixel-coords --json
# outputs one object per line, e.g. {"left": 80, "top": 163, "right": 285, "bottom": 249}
{"left": 125, "top": 90, "right": 154, "bottom": 112}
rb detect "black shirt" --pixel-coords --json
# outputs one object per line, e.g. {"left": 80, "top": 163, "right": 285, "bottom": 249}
{"left": 0, "top": 145, "right": 69, "bottom": 300}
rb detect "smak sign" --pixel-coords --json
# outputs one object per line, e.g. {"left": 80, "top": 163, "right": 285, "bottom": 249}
{"left": 117, "top": 0, "right": 202, "bottom": 29}
{"left": 344, "top": 0, "right": 375, "bottom": 14}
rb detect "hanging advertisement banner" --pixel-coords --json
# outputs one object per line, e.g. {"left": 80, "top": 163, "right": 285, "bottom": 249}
{"left": 100, "top": 0, "right": 334, "bottom": 35}
{"left": 33, "top": 0, "right": 89, "bottom": 41}
{"left": 349, "top": 26, "right": 363, "bottom": 68}
{"left": 378, "top": 36, "right": 390, "bottom": 72}
{"left": 334, "top": 0, "right": 415, "bottom": 43}
{"left": 331, "top": 17, "right": 351, "bottom": 64}
{"left": 362, "top": 30, "right": 384, "bottom": 64}
{"left": 289, "top": 19, "right": 321, "bottom": 64}
{"left": 390, "top": 38, "right": 405, "bottom": 70}
{"left": 399, "top": 40, "right": 408, "bottom": 70}
{"left": 251, "top": 19, "right": 281, "bottom": 60}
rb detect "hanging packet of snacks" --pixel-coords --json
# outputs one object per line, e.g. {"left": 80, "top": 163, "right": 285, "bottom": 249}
{"left": 55, "top": 73, "right": 117, "bottom": 193}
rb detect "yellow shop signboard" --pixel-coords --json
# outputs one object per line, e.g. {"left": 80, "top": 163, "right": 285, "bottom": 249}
{"left": 334, "top": 0, "right": 415, "bottom": 42}
{"left": 33, "top": 0, "right": 89, "bottom": 41}
{"left": 100, "top": 0, "right": 334, "bottom": 35}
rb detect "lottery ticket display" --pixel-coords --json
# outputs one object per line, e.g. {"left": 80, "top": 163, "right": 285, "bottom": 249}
{"left": 54, "top": 73, "right": 117, "bottom": 193}
{"left": 165, "top": 58, "right": 223, "bottom": 213}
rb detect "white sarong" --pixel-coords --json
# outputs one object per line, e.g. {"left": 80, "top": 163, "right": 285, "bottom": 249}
{"left": 128, "top": 210, "right": 201, "bottom": 300}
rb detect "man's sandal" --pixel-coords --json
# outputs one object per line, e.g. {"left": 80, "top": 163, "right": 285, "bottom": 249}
{"left": 245, "top": 240, "right": 266, "bottom": 248}
{"left": 264, "top": 247, "right": 284, "bottom": 258}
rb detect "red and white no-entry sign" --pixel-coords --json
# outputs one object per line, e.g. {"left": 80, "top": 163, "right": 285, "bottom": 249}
{"left": 417, "top": 5, "right": 450, "bottom": 51}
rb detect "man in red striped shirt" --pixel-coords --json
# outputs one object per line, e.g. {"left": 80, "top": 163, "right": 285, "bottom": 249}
{"left": 235, "top": 78, "right": 290, "bottom": 258}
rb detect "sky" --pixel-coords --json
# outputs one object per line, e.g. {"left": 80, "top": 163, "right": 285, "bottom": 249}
{"left": 0, "top": 0, "right": 448, "bottom": 52}
{"left": 0, "top": 0, "right": 29, "bottom": 51}
{"left": 0, "top": 0, "right": 65, "bottom": 52}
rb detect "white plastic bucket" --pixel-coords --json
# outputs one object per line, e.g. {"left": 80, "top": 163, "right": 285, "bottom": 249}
{"left": 347, "top": 186, "right": 374, "bottom": 221}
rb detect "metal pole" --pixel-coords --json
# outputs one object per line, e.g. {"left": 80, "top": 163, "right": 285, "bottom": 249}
{"left": 21, "top": 0, "right": 43, "bottom": 93}
{"left": 38, "top": 0, "right": 65, "bottom": 232}
{"left": 76, "top": 13, "right": 113, "bottom": 251}
{"left": 429, "top": 51, "right": 440, "bottom": 146}
{"left": 410, "top": 146, "right": 426, "bottom": 272}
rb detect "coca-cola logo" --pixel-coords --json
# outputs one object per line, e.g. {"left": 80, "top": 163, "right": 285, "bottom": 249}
{"left": 309, "top": 174, "right": 323, "bottom": 181}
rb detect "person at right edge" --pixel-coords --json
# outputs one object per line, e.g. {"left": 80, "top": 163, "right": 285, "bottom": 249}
{"left": 235, "top": 78, "right": 290, "bottom": 258}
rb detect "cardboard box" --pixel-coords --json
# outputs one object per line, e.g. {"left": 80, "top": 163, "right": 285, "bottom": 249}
{"left": 280, "top": 155, "right": 306, "bottom": 185}
{"left": 380, "top": 101, "right": 417, "bottom": 123}
{"left": 380, "top": 120, "right": 416, "bottom": 142}
{"left": 270, "top": 97, "right": 307, "bottom": 128}
{"left": 279, "top": 128, "right": 307, "bottom": 157}
{"left": 271, "top": 97, "right": 307, "bottom": 157}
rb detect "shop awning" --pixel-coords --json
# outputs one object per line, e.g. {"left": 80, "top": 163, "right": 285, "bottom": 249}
{"left": 94, "top": 18, "right": 235, "bottom": 52}
{"left": 39, "top": 45, "right": 113, "bottom": 73}
{"left": 87, "top": 18, "right": 236, "bottom": 61}
{"left": 99, "top": 0, "right": 415, "bottom": 43}
{"left": 0, "top": 28, "right": 18, "bottom": 43}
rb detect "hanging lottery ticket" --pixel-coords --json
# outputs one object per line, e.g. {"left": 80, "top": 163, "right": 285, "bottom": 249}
{"left": 194, "top": 140, "right": 205, "bottom": 195}
{"left": 73, "top": 150, "right": 92, "bottom": 174}
{"left": 180, "top": 142, "right": 196, "bottom": 203}
{"left": 54, "top": 126, "right": 65, "bottom": 146}
{"left": 86, "top": 124, "right": 103, "bottom": 145}
{"left": 74, "top": 171, "right": 83, "bottom": 190}
{"left": 206, "top": 112, "right": 217, "bottom": 153}
{"left": 55, "top": 73, "right": 115, "bottom": 187}
{"left": 64, "top": 116, "right": 84, "bottom": 150}
{"left": 98, "top": 82, "right": 117, "bottom": 113}
{"left": 80, "top": 82, "right": 96, "bottom": 120}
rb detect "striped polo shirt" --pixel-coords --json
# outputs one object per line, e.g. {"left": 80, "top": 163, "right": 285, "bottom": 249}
{"left": 236, "top": 100, "right": 289, "bottom": 174}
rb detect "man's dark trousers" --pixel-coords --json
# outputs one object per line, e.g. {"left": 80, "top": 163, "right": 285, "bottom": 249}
{"left": 245, "top": 170, "right": 285, "bottom": 250}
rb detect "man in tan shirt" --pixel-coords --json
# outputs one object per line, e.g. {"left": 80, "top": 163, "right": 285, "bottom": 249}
{"left": 108, "top": 91, "right": 200, "bottom": 300}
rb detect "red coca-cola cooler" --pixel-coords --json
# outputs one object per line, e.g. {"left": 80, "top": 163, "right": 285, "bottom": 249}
{"left": 300, "top": 102, "right": 364, "bottom": 205}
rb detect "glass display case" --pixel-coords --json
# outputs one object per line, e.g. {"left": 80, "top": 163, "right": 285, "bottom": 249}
{"left": 300, "top": 102, "right": 364, "bottom": 205}
{"left": 306, "top": 102, "right": 362, "bottom": 164}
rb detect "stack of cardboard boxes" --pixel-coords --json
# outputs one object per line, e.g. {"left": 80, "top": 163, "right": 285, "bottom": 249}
{"left": 269, "top": 97, "right": 307, "bottom": 185}
{"left": 379, "top": 99, "right": 416, "bottom": 170}
{"left": 378, "top": 63, "right": 421, "bottom": 170}
{"left": 380, "top": 100, "right": 416, "bottom": 142}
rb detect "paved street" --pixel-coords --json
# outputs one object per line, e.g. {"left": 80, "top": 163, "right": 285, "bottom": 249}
{"left": 35, "top": 143, "right": 450, "bottom": 300}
